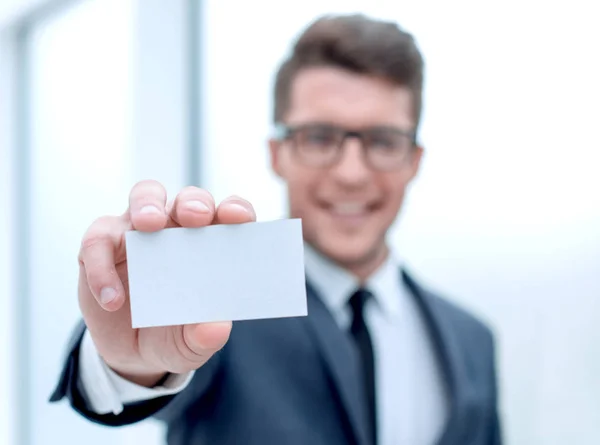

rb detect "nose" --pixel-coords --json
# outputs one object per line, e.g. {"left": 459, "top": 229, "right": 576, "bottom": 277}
{"left": 330, "top": 137, "right": 371, "bottom": 185}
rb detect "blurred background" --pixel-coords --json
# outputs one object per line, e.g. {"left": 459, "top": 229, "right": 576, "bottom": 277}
{"left": 0, "top": 0, "right": 598, "bottom": 444}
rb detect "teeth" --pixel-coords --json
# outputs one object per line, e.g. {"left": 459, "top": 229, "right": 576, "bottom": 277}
{"left": 331, "top": 202, "right": 368, "bottom": 216}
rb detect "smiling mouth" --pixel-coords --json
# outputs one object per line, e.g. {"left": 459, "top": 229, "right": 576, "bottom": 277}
{"left": 318, "top": 200, "right": 382, "bottom": 218}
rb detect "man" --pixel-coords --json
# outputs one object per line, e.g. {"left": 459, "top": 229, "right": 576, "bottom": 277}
{"left": 51, "top": 14, "right": 501, "bottom": 445}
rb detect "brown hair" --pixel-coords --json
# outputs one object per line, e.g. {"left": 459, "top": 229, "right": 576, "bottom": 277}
{"left": 273, "top": 14, "right": 425, "bottom": 129}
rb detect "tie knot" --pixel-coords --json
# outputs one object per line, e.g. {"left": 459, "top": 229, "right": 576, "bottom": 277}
{"left": 348, "top": 288, "right": 373, "bottom": 315}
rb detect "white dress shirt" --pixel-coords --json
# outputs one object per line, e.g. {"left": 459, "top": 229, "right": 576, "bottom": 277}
{"left": 79, "top": 243, "right": 447, "bottom": 444}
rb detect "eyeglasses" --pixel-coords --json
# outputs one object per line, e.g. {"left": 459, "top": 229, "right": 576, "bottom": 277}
{"left": 273, "top": 123, "right": 417, "bottom": 171}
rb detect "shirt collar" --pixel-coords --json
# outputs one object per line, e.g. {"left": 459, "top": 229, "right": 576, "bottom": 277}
{"left": 303, "top": 242, "right": 403, "bottom": 319}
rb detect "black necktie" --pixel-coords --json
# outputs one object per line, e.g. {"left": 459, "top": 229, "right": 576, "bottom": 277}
{"left": 348, "top": 288, "right": 377, "bottom": 445}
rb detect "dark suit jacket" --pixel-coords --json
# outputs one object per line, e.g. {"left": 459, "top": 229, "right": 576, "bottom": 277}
{"left": 50, "top": 270, "right": 502, "bottom": 445}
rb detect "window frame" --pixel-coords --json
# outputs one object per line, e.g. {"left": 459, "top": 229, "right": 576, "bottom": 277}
{"left": 0, "top": 1, "right": 201, "bottom": 443}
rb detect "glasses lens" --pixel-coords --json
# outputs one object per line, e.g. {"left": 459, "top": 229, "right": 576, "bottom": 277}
{"left": 364, "top": 129, "right": 413, "bottom": 170}
{"left": 294, "top": 125, "right": 342, "bottom": 166}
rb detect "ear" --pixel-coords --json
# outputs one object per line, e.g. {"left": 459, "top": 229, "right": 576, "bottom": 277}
{"left": 269, "top": 138, "right": 283, "bottom": 178}
{"left": 407, "top": 144, "right": 424, "bottom": 181}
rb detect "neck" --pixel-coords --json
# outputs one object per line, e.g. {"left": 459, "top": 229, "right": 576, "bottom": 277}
{"left": 306, "top": 241, "right": 389, "bottom": 283}
{"left": 346, "top": 243, "right": 389, "bottom": 283}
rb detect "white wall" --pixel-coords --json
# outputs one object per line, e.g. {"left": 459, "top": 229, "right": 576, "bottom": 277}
{"left": 200, "top": 1, "right": 600, "bottom": 444}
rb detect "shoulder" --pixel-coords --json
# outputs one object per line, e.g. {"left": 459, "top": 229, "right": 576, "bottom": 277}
{"left": 431, "top": 289, "right": 495, "bottom": 346}
{"left": 403, "top": 269, "right": 498, "bottom": 364}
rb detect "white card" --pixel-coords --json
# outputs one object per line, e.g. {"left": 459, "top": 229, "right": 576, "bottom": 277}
{"left": 125, "top": 219, "right": 307, "bottom": 328}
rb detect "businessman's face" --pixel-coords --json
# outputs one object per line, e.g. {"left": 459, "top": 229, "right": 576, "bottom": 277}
{"left": 270, "top": 67, "right": 422, "bottom": 277}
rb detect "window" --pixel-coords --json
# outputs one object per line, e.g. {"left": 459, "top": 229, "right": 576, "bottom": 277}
{"left": 1, "top": 0, "right": 192, "bottom": 444}
{"left": 23, "top": 0, "right": 134, "bottom": 443}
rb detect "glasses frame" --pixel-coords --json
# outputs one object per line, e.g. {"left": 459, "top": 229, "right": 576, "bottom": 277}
{"left": 273, "top": 122, "right": 418, "bottom": 171}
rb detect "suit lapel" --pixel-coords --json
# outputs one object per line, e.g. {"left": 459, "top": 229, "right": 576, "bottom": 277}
{"left": 303, "top": 281, "right": 370, "bottom": 445}
{"left": 401, "top": 269, "right": 471, "bottom": 445}
{"left": 303, "top": 270, "right": 472, "bottom": 445}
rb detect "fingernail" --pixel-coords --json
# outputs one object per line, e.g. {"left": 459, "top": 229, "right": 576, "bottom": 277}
{"left": 140, "top": 205, "right": 162, "bottom": 215}
{"left": 183, "top": 200, "right": 211, "bottom": 213}
{"left": 100, "top": 287, "right": 117, "bottom": 304}
{"left": 228, "top": 203, "right": 252, "bottom": 216}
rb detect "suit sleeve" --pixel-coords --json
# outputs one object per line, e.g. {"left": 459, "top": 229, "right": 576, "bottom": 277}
{"left": 489, "top": 411, "right": 502, "bottom": 445}
{"left": 49, "top": 320, "right": 221, "bottom": 427}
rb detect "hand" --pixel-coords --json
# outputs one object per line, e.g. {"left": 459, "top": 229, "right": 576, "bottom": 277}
{"left": 78, "top": 180, "right": 256, "bottom": 387}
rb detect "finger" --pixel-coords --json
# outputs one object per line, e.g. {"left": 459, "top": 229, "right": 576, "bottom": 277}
{"left": 214, "top": 195, "right": 256, "bottom": 225}
{"left": 182, "top": 321, "right": 232, "bottom": 358}
{"left": 128, "top": 180, "right": 168, "bottom": 232}
{"left": 168, "top": 187, "right": 216, "bottom": 228}
{"left": 79, "top": 216, "right": 128, "bottom": 311}
{"left": 152, "top": 322, "right": 232, "bottom": 375}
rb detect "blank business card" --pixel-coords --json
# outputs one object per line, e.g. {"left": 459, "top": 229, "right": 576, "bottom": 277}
{"left": 125, "top": 219, "right": 307, "bottom": 328}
